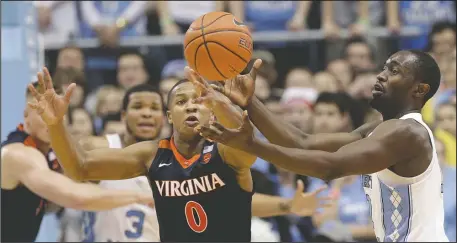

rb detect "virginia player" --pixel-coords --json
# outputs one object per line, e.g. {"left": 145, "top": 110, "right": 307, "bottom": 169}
{"left": 27, "top": 68, "right": 330, "bottom": 242}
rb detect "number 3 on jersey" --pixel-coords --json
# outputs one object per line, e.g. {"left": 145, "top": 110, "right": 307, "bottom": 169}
{"left": 185, "top": 201, "right": 208, "bottom": 233}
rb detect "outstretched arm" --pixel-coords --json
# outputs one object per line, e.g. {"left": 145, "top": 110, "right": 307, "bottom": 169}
{"left": 1, "top": 144, "right": 153, "bottom": 211}
{"left": 27, "top": 68, "right": 155, "bottom": 181}
{"left": 198, "top": 118, "right": 422, "bottom": 181}
{"left": 247, "top": 120, "right": 419, "bottom": 181}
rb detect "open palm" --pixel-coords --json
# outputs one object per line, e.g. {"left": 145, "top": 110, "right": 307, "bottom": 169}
{"left": 211, "top": 59, "right": 262, "bottom": 108}
{"left": 28, "top": 67, "right": 75, "bottom": 125}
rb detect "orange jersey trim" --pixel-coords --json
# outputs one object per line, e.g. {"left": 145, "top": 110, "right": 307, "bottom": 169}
{"left": 170, "top": 137, "right": 201, "bottom": 169}
{"left": 17, "top": 124, "right": 37, "bottom": 148}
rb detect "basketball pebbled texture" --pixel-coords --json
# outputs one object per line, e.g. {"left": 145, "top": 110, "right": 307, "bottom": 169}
{"left": 184, "top": 12, "right": 253, "bottom": 81}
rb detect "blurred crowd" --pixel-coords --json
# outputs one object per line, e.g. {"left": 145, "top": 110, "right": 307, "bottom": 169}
{"left": 33, "top": 1, "right": 456, "bottom": 242}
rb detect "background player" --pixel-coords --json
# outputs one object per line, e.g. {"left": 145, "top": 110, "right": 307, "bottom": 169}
{"left": 194, "top": 51, "right": 449, "bottom": 242}
{"left": 1, "top": 82, "right": 154, "bottom": 242}
{"left": 27, "top": 68, "right": 330, "bottom": 241}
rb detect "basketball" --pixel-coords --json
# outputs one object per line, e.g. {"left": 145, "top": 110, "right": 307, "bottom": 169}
{"left": 183, "top": 11, "right": 253, "bottom": 81}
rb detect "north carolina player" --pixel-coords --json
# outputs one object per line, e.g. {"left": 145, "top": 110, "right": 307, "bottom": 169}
{"left": 193, "top": 51, "right": 449, "bottom": 242}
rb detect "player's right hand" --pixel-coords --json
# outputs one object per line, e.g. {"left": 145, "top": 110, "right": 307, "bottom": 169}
{"left": 211, "top": 59, "right": 262, "bottom": 108}
{"left": 28, "top": 67, "right": 76, "bottom": 125}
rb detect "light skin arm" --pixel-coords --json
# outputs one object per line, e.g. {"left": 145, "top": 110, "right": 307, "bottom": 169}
{"left": 27, "top": 68, "right": 156, "bottom": 181}
{"left": 1, "top": 144, "right": 153, "bottom": 211}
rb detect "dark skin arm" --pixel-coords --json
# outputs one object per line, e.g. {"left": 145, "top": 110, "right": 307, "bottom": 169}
{"left": 214, "top": 59, "right": 381, "bottom": 151}
{"left": 197, "top": 116, "right": 425, "bottom": 181}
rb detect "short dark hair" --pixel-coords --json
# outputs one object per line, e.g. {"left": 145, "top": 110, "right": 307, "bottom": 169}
{"left": 342, "top": 36, "right": 376, "bottom": 61}
{"left": 426, "top": 21, "right": 456, "bottom": 52}
{"left": 122, "top": 84, "right": 163, "bottom": 111}
{"left": 166, "top": 79, "right": 190, "bottom": 109}
{"left": 314, "top": 92, "right": 352, "bottom": 114}
{"left": 406, "top": 50, "right": 441, "bottom": 104}
{"left": 102, "top": 112, "right": 122, "bottom": 131}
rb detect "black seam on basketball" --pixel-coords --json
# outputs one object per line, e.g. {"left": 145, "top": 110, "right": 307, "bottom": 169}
{"left": 184, "top": 29, "right": 252, "bottom": 50}
{"left": 193, "top": 43, "right": 205, "bottom": 75}
{"left": 191, "top": 13, "right": 232, "bottom": 31}
{"left": 201, "top": 15, "right": 227, "bottom": 80}
{"left": 204, "top": 41, "right": 249, "bottom": 63}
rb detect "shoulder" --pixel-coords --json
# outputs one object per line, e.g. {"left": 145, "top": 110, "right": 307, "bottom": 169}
{"left": 369, "top": 119, "right": 428, "bottom": 149}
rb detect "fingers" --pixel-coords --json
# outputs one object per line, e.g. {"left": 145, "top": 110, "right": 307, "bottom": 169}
{"left": 28, "top": 102, "right": 44, "bottom": 114}
{"left": 43, "top": 67, "right": 54, "bottom": 90}
{"left": 209, "top": 121, "right": 226, "bottom": 132}
{"left": 195, "top": 125, "right": 223, "bottom": 140}
{"left": 185, "top": 66, "right": 208, "bottom": 87}
{"left": 249, "top": 59, "right": 263, "bottom": 81}
{"left": 210, "top": 84, "right": 224, "bottom": 93}
{"left": 28, "top": 83, "right": 42, "bottom": 100}
{"left": 295, "top": 179, "right": 305, "bottom": 195}
{"left": 64, "top": 83, "right": 76, "bottom": 103}
{"left": 37, "top": 72, "right": 46, "bottom": 91}
{"left": 319, "top": 202, "right": 335, "bottom": 208}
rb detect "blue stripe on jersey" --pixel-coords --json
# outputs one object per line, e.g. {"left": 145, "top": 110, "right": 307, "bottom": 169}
{"left": 379, "top": 181, "right": 412, "bottom": 242}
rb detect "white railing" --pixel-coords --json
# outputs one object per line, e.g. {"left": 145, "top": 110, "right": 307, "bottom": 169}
{"left": 44, "top": 26, "right": 423, "bottom": 50}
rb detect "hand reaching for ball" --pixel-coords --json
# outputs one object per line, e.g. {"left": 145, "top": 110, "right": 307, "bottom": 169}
{"left": 210, "top": 59, "right": 262, "bottom": 108}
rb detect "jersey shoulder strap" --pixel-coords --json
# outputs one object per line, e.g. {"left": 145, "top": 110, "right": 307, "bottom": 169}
{"left": 105, "top": 134, "right": 123, "bottom": 149}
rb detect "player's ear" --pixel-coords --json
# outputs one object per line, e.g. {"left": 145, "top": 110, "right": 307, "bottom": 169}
{"left": 166, "top": 111, "right": 173, "bottom": 124}
{"left": 414, "top": 83, "right": 430, "bottom": 99}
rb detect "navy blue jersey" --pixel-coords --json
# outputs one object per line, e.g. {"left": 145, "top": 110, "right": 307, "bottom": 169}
{"left": 1, "top": 124, "right": 61, "bottom": 242}
{"left": 148, "top": 137, "right": 253, "bottom": 242}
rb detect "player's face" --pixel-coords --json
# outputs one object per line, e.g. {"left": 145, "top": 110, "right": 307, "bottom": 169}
{"left": 313, "top": 103, "right": 348, "bottom": 133}
{"left": 124, "top": 92, "right": 164, "bottom": 141}
{"left": 167, "top": 82, "right": 212, "bottom": 137}
{"left": 371, "top": 52, "right": 417, "bottom": 113}
{"left": 24, "top": 98, "right": 50, "bottom": 144}
{"left": 117, "top": 55, "right": 148, "bottom": 89}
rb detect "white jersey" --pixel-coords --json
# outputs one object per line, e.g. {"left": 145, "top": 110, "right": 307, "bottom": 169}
{"left": 362, "top": 113, "right": 448, "bottom": 242}
{"left": 82, "top": 134, "right": 160, "bottom": 242}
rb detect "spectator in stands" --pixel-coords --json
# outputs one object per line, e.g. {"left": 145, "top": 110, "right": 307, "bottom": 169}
{"left": 159, "top": 76, "right": 180, "bottom": 106}
{"left": 393, "top": 1, "right": 456, "bottom": 50}
{"left": 157, "top": 1, "right": 224, "bottom": 35}
{"left": 342, "top": 36, "right": 377, "bottom": 73}
{"left": 255, "top": 74, "right": 272, "bottom": 102}
{"left": 326, "top": 59, "right": 353, "bottom": 90}
{"left": 347, "top": 70, "right": 378, "bottom": 100}
{"left": 308, "top": 92, "right": 375, "bottom": 241}
{"left": 434, "top": 100, "right": 456, "bottom": 167}
{"left": 93, "top": 85, "right": 125, "bottom": 134}
{"left": 56, "top": 45, "right": 84, "bottom": 72}
{"left": 78, "top": 1, "right": 148, "bottom": 48}
{"left": 229, "top": 1, "right": 311, "bottom": 32}
{"left": 313, "top": 72, "right": 342, "bottom": 94}
{"left": 53, "top": 67, "right": 86, "bottom": 109}
{"left": 102, "top": 112, "right": 125, "bottom": 136}
{"left": 427, "top": 21, "right": 456, "bottom": 58}
{"left": 283, "top": 99, "right": 314, "bottom": 134}
{"left": 436, "top": 138, "right": 457, "bottom": 242}
{"left": 66, "top": 107, "right": 95, "bottom": 138}
{"left": 117, "top": 51, "right": 149, "bottom": 90}
{"left": 34, "top": 1, "right": 78, "bottom": 44}
{"left": 251, "top": 51, "right": 278, "bottom": 87}
{"left": 285, "top": 68, "right": 314, "bottom": 89}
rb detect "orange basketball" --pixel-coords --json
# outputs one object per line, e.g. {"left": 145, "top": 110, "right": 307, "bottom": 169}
{"left": 183, "top": 11, "right": 253, "bottom": 81}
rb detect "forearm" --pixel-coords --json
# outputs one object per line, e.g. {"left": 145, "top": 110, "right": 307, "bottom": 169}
{"left": 247, "top": 96, "right": 306, "bottom": 148}
{"left": 156, "top": 1, "right": 176, "bottom": 28}
{"left": 249, "top": 139, "right": 335, "bottom": 181}
{"left": 119, "top": 1, "right": 147, "bottom": 26}
{"left": 386, "top": 1, "right": 400, "bottom": 25}
{"left": 252, "top": 193, "right": 290, "bottom": 218}
{"left": 348, "top": 224, "right": 376, "bottom": 239}
{"left": 322, "top": 1, "right": 334, "bottom": 25}
{"left": 48, "top": 121, "right": 87, "bottom": 180}
{"left": 74, "top": 185, "right": 148, "bottom": 211}
{"left": 357, "top": 1, "right": 370, "bottom": 22}
{"left": 294, "top": 1, "right": 312, "bottom": 21}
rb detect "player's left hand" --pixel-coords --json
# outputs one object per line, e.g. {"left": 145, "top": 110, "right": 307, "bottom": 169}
{"left": 288, "top": 181, "right": 334, "bottom": 217}
{"left": 195, "top": 110, "right": 255, "bottom": 152}
{"left": 185, "top": 66, "right": 228, "bottom": 109}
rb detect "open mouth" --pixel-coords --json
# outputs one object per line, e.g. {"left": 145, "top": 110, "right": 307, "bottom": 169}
{"left": 372, "top": 83, "right": 384, "bottom": 96}
{"left": 137, "top": 123, "right": 155, "bottom": 130}
{"left": 185, "top": 115, "right": 199, "bottom": 127}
